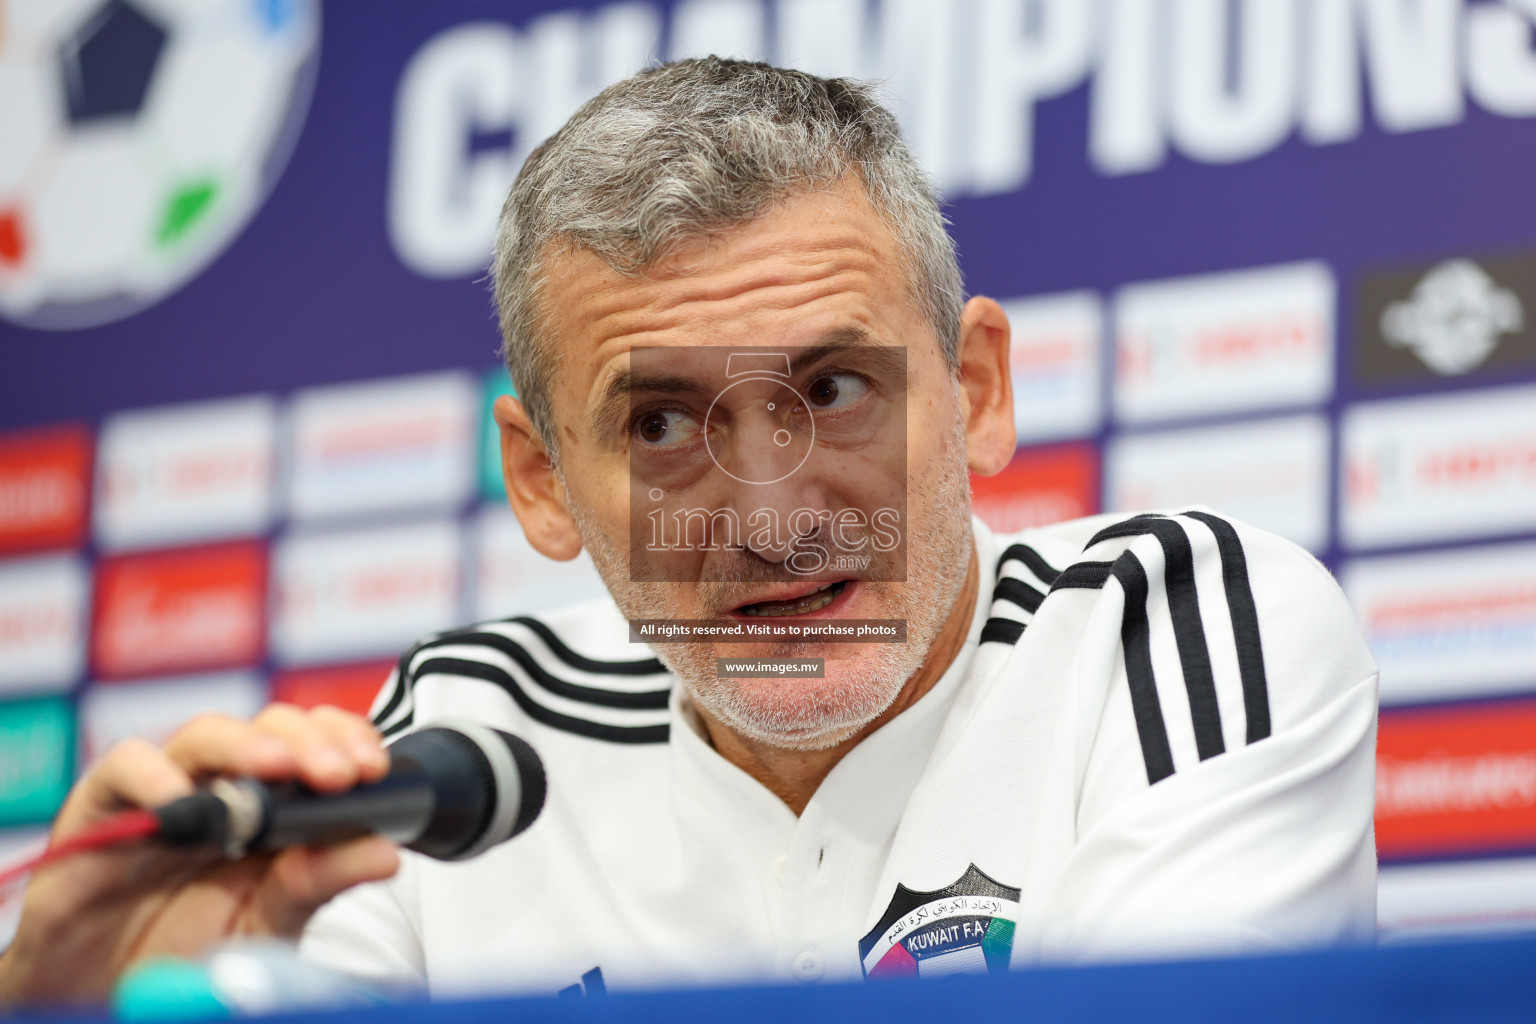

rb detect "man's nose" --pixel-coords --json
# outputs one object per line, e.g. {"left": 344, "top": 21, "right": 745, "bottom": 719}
{"left": 721, "top": 416, "right": 829, "bottom": 565}
{"left": 733, "top": 485, "right": 831, "bottom": 564}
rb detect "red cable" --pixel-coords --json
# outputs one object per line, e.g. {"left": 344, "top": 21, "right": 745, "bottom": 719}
{"left": 0, "top": 809, "right": 161, "bottom": 894}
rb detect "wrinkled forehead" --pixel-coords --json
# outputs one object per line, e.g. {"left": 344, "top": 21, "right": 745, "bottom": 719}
{"left": 534, "top": 183, "right": 933, "bottom": 421}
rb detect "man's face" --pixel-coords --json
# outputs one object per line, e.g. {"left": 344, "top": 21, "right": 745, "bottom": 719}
{"left": 515, "top": 178, "right": 978, "bottom": 749}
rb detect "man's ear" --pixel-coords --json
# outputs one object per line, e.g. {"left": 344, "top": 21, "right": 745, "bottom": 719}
{"left": 956, "top": 295, "right": 1016, "bottom": 477}
{"left": 493, "top": 394, "right": 584, "bottom": 561}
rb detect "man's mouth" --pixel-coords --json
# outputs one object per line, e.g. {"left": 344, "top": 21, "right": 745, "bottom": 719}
{"left": 734, "top": 580, "right": 850, "bottom": 617}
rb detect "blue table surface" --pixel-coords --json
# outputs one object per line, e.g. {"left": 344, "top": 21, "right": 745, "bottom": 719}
{"left": 20, "top": 935, "right": 1536, "bottom": 1024}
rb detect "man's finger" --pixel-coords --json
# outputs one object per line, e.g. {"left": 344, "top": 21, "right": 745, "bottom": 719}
{"left": 162, "top": 714, "right": 300, "bottom": 780}
{"left": 50, "top": 739, "right": 197, "bottom": 842}
{"left": 92, "top": 739, "right": 197, "bottom": 810}
{"left": 249, "top": 703, "right": 367, "bottom": 792}
{"left": 247, "top": 837, "right": 401, "bottom": 936}
{"left": 305, "top": 706, "right": 390, "bottom": 783}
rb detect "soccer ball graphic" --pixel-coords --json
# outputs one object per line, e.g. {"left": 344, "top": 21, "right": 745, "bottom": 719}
{"left": 0, "top": 0, "right": 320, "bottom": 329}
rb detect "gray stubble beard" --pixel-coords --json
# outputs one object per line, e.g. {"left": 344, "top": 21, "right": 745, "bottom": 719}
{"left": 565, "top": 414, "right": 974, "bottom": 751}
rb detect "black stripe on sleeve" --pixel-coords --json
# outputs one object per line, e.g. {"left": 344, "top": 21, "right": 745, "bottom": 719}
{"left": 1111, "top": 553, "right": 1175, "bottom": 785}
{"left": 383, "top": 656, "right": 670, "bottom": 745}
{"left": 1049, "top": 561, "right": 1114, "bottom": 591}
{"left": 504, "top": 616, "right": 665, "bottom": 676}
{"left": 1089, "top": 517, "right": 1225, "bottom": 761}
{"left": 996, "top": 544, "right": 1062, "bottom": 587}
{"left": 422, "top": 630, "right": 670, "bottom": 710}
{"left": 993, "top": 576, "right": 1044, "bottom": 614}
{"left": 1183, "top": 510, "right": 1272, "bottom": 744}
{"left": 379, "top": 707, "right": 412, "bottom": 739}
{"left": 980, "top": 618, "right": 1027, "bottom": 646}
{"left": 369, "top": 644, "right": 421, "bottom": 730}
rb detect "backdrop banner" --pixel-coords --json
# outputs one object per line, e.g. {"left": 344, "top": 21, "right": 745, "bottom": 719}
{"left": 5, "top": 0, "right": 1536, "bottom": 945}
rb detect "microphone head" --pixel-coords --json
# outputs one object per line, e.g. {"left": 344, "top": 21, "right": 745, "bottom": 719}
{"left": 387, "top": 721, "right": 547, "bottom": 861}
{"left": 479, "top": 725, "right": 548, "bottom": 845}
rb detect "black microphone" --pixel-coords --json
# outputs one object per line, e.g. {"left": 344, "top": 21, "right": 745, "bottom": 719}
{"left": 154, "top": 721, "right": 547, "bottom": 862}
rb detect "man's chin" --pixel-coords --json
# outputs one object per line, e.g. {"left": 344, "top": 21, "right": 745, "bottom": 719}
{"left": 688, "top": 674, "right": 902, "bottom": 751}
{"left": 712, "top": 706, "right": 874, "bottom": 752}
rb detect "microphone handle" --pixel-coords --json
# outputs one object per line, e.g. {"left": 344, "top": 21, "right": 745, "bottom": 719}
{"left": 155, "top": 723, "right": 524, "bottom": 862}
{"left": 251, "top": 768, "right": 437, "bottom": 852}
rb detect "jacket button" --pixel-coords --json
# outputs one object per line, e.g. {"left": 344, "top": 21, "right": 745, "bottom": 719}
{"left": 792, "top": 951, "right": 824, "bottom": 982}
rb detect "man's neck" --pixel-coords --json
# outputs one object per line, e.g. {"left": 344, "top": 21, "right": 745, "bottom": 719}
{"left": 699, "top": 540, "right": 981, "bottom": 815}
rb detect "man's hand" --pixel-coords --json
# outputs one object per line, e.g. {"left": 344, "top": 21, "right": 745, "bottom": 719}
{"left": 0, "top": 704, "right": 401, "bottom": 1006}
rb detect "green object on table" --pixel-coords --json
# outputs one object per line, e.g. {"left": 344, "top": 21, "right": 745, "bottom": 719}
{"left": 113, "top": 957, "right": 230, "bottom": 1022}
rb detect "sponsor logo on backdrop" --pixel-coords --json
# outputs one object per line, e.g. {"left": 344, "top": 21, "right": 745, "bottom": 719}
{"left": 0, "top": 696, "right": 74, "bottom": 827}
{"left": 92, "top": 541, "right": 267, "bottom": 679}
{"left": 271, "top": 520, "right": 461, "bottom": 665}
{"left": 1112, "top": 262, "right": 1334, "bottom": 425}
{"left": 77, "top": 671, "right": 265, "bottom": 766}
{"left": 969, "top": 444, "right": 1098, "bottom": 535}
{"left": 0, "top": 0, "right": 321, "bottom": 329}
{"left": 1341, "top": 383, "right": 1536, "bottom": 550}
{"left": 0, "top": 555, "right": 88, "bottom": 695}
{"left": 95, "top": 396, "right": 275, "bottom": 551}
{"left": 1341, "top": 541, "right": 1536, "bottom": 706}
{"left": 392, "top": 1, "right": 1536, "bottom": 277}
{"left": 1106, "top": 414, "right": 1330, "bottom": 552}
{"left": 474, "top": 506, "right": 606, "bottom": 622}
{"left": 1379, "top": 856, "right": 1536, "bottom": 942}
{"left": 273, "top": 661, "right": 395, "bottom": 718}
{"left": 1382, "top": 262, "right": 1523, "bottom": 374}
{"left": 1358, "top": 255, "right": 1534, "bottom": 382}
{"left": 1001, "top": 292, "right": 1103, "bottom": 444}
{"left": 1377, "top": 699, "right": 1536, "bottom": 862}
{"left": 286, "top": 372, "right": 477, "bottom": 521}
{"left": 0, "top": 424, "right": 91, "bottom": 555}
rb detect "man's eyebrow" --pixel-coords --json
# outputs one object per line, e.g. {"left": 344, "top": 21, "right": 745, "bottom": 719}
{"left": 590, "top": 370, "right": 714, "bottom": 436}
{"left": 787, "top": 326, "right": 880, "bottom": 375}
{"left": 589, "top": 328, "right": 899, "bottom": 436}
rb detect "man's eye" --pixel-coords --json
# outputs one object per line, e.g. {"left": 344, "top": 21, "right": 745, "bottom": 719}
{"left": 806, "top": 373, "right": 868, "bottom": 410}
{"left": 634, "top": 409, "right": 701, "bottom": 446}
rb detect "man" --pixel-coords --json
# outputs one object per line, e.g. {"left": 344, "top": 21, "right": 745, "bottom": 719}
{"left": 0, "top": 59, "right": 1378, "bottom": 1003}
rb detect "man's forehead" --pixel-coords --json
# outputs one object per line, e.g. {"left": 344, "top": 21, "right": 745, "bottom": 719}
{"left": 539, "top": 180, "right": 910, "bottom": 347}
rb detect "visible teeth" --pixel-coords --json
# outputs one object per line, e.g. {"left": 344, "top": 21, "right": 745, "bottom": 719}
{"left": 758, "top": 591, "right": 832, "bottom": 616}
{"left": 739, "top": 582, "right": 842, "bottom": 617}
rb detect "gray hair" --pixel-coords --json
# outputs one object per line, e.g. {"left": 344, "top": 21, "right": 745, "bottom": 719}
{"left": 490, "top": 57, "right": 965, "bottom": 454}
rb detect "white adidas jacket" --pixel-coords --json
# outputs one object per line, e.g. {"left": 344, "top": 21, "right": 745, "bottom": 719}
{"left": 301, "top": 510, "right": 1379, "bottom": 995}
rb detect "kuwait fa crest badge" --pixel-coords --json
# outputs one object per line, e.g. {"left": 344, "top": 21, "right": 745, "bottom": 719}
{"left": 859, "top": 864, "right": 1019, "bottom": 979}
